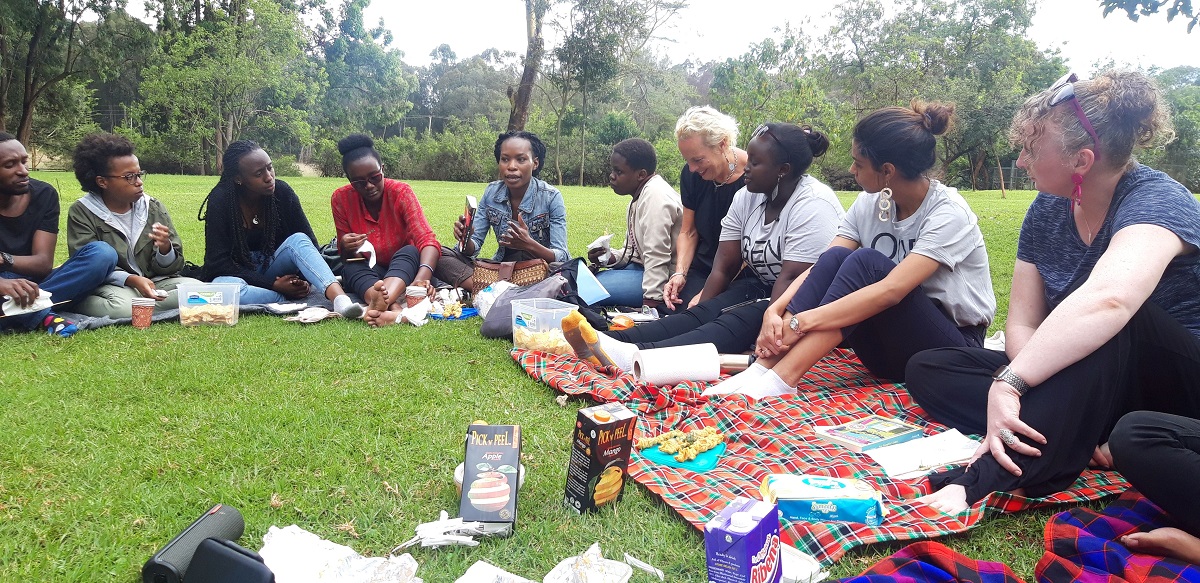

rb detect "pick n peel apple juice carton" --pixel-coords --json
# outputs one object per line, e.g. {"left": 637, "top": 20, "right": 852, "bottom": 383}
{"left": 564, "top": 402, "right": 636, "bottom": 514}
{"left": 459, "top": 423, "right": 522, "bottom": 535}
{"left": 705, "top": 497, "right": 782, "bottom": 583}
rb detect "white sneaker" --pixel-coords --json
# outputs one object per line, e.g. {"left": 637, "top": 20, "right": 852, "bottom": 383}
{"left": 984, "top": 330, "right": 1005, "bottom": 351}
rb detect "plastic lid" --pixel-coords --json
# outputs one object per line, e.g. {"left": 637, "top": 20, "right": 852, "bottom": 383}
{"left": 728, "top": 512, "right": 756, "bottom": 533}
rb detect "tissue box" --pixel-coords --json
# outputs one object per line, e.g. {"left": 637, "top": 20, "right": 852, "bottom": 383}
{"left": 510, "top": 298, "right": 577, "bottom": 355}
{"left": 177, "top": 283, "right": 240, "bottom": 326}
{"left": 759, "top": 474, "right": 886, "bottom": 526}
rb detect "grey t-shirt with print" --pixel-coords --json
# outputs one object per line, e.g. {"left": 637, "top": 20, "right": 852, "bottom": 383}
{"left": 719, "top": 174, "right": 844, "bottom": 285}
{"left": 839, "top": 180, "right": 995, "bottom": 328}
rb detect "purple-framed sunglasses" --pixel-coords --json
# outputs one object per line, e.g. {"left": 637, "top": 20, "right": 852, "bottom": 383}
{"left": 1048, "top": 72, "right": 1101, "bottom": 161}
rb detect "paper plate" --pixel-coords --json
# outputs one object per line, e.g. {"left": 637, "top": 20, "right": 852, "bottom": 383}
{"left": 635, "top": 441, "right": 726, "bottom": 472}
{"left": 429, "top": 307, "right": 478, "bottom": 320}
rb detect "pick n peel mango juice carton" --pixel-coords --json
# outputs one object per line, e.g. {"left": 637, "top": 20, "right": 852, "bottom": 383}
{"left": 564, "top": 403, "right": 636, "bottom": 513}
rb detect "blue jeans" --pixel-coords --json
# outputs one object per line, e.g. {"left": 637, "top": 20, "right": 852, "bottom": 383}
{"left": 1, "top": 241, "right": 118, "bottom": 331}
{"left": 214, "top": 233, "right": 337, "bottom": 304}
{"left": 592, "top": 263, "right": 645, "bottom": 308}
{"left": 787, "top": 246, "right": 983, "bottom": 380}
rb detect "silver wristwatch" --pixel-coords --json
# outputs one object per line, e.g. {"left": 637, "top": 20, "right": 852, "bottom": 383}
{"left": 992, "top": 365, "right": 1031, "bottom": 396}
{"left": 788, "top": 314, "right": 800, "bottom": 333}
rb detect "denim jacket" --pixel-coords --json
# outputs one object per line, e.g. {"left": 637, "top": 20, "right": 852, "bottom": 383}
{"left": 469, "top": 177, "right": 570, "bottom": 263}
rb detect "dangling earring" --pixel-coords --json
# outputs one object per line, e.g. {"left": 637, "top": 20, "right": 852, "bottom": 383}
{"left": 877, "top": 186, "right": 893, "bottom": 222}
{"left": 768, "top": 173, "right": 784, "bottom": 201}
{"left": 1070, "top": 172, "right": 1084, "bottom": 213}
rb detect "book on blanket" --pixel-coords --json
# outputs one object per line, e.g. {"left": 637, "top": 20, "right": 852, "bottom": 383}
{"left": 813, "top": 414, "right": 924, "bottom": 453}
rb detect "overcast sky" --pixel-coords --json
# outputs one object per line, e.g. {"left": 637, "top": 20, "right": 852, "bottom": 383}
{"left": 364, "top": 0, "right": 1197, "bottom": 72}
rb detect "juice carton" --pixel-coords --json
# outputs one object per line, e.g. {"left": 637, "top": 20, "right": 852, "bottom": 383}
{"left": 458, "top": 423, "right": 522, "bottom": 536}
{"left": 705, "top": 497, "right": 782, "bottom": 583}
{"left": 563, "top": 403, "right": 636, "bottom": 514}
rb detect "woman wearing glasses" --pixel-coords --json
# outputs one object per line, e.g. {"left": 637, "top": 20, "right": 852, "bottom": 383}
{"left": 199, "top": 140, "right": 362, "bottom": 318}
{"left": 712, "top": 103, "right": 995, "bottom": 399}
{"left": 908, "top": 70, "right": 1200, "bottom": 515}
{"left": 573, "top": 122, "right": 842, "bottom": 373}
{"left": 331, "top": 134, "right": 441, "bottom": 327}
{"left": 65, "top": 133, "right": 201, "bottom": 318}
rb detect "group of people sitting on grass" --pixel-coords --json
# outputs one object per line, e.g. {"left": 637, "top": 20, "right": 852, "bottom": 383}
{"left": 4, "top": 69, "right": 1200, "bottom": 561}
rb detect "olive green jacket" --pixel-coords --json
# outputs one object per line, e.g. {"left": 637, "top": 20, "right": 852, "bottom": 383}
{"left": 67, "top": 194, "right": 187, "bottom": 285}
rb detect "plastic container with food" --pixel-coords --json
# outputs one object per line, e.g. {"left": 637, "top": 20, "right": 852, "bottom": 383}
{"left": 510, "top": 298, "right": 577, "bottom": 355}
{"left": 177, "top": 283, "right": 241, "bottom": 326}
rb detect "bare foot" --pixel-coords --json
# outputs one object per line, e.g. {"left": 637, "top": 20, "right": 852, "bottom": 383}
{"left": 917, "top": 484, "right": 970, "bottom": 515}
{"left": 366, "top": 281, "right": 390, "bottom": 313}
{"left": 1122, "top": 528, "right": 1200, "bottom": 564}
{"left": 365, "top": 308, "right": 401, "bottom": 328}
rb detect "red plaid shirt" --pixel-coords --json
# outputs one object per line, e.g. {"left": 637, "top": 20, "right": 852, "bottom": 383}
{"left": 331, "top": 179, "right": 440, "bottom": 261}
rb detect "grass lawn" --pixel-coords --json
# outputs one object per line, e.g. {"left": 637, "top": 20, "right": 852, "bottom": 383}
{"left": 2, "top": 171, "right": 1092, "bottom": 582}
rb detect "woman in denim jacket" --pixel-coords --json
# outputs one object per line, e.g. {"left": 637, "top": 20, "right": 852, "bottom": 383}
{"left": 437, "top": 131, "right": 568, "bottom": 290}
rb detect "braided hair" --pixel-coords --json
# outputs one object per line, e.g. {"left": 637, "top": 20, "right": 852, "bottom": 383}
{"left": 493, "top": 131, "right": 548, "bottom": 178}
{"left": 198, "top": 140, "right": 282, "bottom": 270}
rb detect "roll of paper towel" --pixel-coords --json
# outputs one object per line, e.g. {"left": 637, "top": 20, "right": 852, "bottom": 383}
{"left": 632, "top": 343, "right": 721, "bottom": 386}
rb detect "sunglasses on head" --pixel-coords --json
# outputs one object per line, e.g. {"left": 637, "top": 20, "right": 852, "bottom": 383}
{"left": 751, "top": 123, "right": 784, "bottom": 150}
{"left": 349, "top": 170, "right": 384, "bottom": 189}
{"left": 1048, "top": 72, "right": 1102, "bottom": 161}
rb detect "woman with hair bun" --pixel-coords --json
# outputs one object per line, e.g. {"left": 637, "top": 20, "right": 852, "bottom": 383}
{"left": 566, "top": 122, "right": 843, "bottom": 374}
{"left": 199, "top": 140, "right": 362, "bottom": 318}
{"left": 331, "top": 134, "right": 441, "bottom": 327}
{"left": 908, "top": 70, "right": 1200, "bottom": 515}
{"left": 712, "top": 102, "right": 995, "bottom": 399}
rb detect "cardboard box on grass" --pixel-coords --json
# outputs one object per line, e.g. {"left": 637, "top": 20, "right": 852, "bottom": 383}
{"left": 459, "top": 423, "right": 522, "bottom": 536}
{"left": 564, "top": 403, "right": 636, "bottom": 514}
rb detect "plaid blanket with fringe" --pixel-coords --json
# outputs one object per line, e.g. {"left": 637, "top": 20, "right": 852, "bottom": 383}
{"left": 513, "top": 348, "right": 1129, "bottom": 566}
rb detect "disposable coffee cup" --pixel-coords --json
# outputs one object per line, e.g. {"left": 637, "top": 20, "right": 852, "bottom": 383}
{"left": 405, "top": 285, "right": 427, "bottom": 308}
{"left": 131, "top": 297, "right": 156, "bottom": 329}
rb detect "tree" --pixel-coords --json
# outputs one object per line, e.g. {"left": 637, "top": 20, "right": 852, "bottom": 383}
{"left": 0, "top": 0, "right": 122, "bottom": 144}
{"left": 1100, "top": 0, "right": 1198, "bottom": 32}
{"left": 508, "top": 0, "right": 551, "bottom": 131}
{"left": 136, "top": 0, "right": 320, "bottom": 173}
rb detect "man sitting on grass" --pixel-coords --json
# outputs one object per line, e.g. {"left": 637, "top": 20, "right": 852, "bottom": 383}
{"left": 0, "top": 133, "right": 116, "bottom": 336}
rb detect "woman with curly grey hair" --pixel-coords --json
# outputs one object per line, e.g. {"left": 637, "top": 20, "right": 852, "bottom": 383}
{"left": 908, "top": 70, "right": 1200, "bottom": 517}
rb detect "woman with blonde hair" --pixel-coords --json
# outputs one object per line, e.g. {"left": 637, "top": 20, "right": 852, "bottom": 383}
{"left": 661, "top": 105, "right": 749, "bottom": 311}
{"left": 908, "top": 70, "right": 1200, "bottom": 515}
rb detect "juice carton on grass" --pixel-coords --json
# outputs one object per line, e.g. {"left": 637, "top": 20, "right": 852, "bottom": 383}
{"left": 705, "top": 497, "right": 782, "bottom": 583}
{"left": 458, "top": 423, "right": 522, "bottom": 536}
{"left": 564, "top": 403, "right": 636, "bottom": 514}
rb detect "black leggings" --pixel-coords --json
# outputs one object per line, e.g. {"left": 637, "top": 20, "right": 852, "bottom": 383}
{"left": 341, "top": 245, "right": 420, "bottom": 299}
{"left": 1110, "top": 410, "right": 1200, "bottom": 536}
{"left": 606, "top": 277, "right": 770, "bottom": 354}
{"left": 907, "top": 300, "right": 1200, "bottom": 504}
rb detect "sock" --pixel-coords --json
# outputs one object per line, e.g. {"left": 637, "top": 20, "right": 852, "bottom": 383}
{"left": 585, "top": 328, "right": 638, "bottom": 373}
{"left": 702, "top": 362, "right": 768, "bottom": 396}
{"left": 334, "top": 294, "right": 363, "bottom": 319}
{"left": 740, "top": 370, "right": 796, "bottom": 400}
{"left": 561, "top": 311, "right": 603, "bottom": 367}
{"left": 41, "top": 312, "right": 78, "bottom": 338}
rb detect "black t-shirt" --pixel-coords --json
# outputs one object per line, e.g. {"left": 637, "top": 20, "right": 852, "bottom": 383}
{"left": 678, "top": 164, "right": 743, "bottom": 274}
{"left": 0, "top": 179, "right": 59, "bottom": 256}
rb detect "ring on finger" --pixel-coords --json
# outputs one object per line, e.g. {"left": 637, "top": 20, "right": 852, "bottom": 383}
{"left": 998, "top": 429, "right": 1017, "bottom": 446}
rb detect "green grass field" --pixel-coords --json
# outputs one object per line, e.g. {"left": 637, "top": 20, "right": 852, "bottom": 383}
{"left": 2, "top": 171, "right": 1080, "bottom": 582}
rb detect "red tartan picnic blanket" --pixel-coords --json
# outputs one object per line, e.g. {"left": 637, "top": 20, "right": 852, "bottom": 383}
{"left": 513, "top": 348, "right": 1130, "bottom": 566}
{"left": 836, "top": 490, "right": 1200, "bottom": 582}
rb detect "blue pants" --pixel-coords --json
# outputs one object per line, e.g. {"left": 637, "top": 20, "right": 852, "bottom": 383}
{"left": 592, "top": 263, "right": 645, "bottom": 308}
{"left": 1, "top": 241, "right": 117, "bottom": 331}
{"left": 214, "top": 233, "right": 337, "bottom": 304}
{"left": 787, "top": 246, "right": 983, "bottom": 381}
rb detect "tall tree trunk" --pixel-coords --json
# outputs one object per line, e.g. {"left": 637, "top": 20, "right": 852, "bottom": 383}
{"left": 554, "top": 114, "right": 563, "bottom": 185}
{"left": 507, "top": 0, "right": 546, "bottom": 131}
{"left": 995, "top": 150, "right": 1007, "bottom": 199}
{"left": 578, "top": 86, "right": 586, "bottom": 186}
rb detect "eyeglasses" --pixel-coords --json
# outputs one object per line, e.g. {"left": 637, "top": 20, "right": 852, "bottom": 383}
{"left": 349, "top": 171, "right": 384, "bottom": 189}
{"left": 751, "top": 123, "right": 784, "bottom": 150}
{"left": 101, "top": 171, "right": 147, "bottom": 184}
{"left": 1048, "top": 72, "right": 1101, "bottom": 161}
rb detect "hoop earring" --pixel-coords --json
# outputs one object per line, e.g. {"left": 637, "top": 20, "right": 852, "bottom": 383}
{"left": 877, "top": 186, "right": 893, "bottom": 222}
{"left": 1070, "top": 173, "right": 1084, "bottom": 213}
